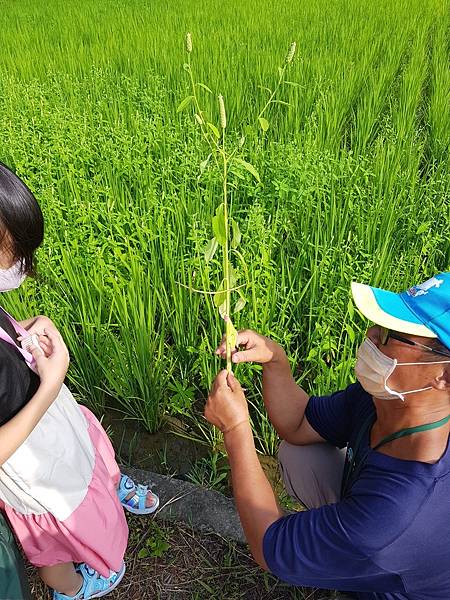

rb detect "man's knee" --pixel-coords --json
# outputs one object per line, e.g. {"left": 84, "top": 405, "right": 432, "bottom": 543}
{"left": 278, "top": 440, "right": 346, "bottom": 509}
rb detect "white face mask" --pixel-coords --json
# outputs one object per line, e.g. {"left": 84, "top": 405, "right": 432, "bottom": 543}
{"left": 355, "top": 338, "right": 450, "bottom": 401}
{"left": 0, "top": 260, "right": 26, "bottom": 292}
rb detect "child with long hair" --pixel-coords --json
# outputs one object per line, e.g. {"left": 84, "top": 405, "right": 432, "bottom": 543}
{"left": 0, "top": 162, "right": 159, "bottom": 600}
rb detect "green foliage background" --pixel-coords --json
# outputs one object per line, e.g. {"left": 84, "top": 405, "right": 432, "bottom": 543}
{"left": 0, "top": 0, "right": 448, "bottom": 449}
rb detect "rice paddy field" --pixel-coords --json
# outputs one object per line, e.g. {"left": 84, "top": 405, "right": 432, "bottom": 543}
{"left": 0, "top": 0, "right": 449, "bottom": 454}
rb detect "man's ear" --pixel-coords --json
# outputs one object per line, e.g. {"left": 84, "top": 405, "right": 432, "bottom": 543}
{"left": 432, "top": 365, "right": 450, "bottom": 391}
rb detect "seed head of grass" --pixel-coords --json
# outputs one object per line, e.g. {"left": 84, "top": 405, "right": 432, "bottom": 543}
{"left": 218, "top": 94, "right": 226, "bottom": 129}
{"left": 285, "top": 41, "right": 296, "bottom": 64}
{"left": 185, "top": 32, "right": 192, "bottom": 53}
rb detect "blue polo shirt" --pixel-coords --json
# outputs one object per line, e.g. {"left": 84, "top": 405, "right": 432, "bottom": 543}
{"left": 263, "top": 382, "right": 450, "bottom": 599}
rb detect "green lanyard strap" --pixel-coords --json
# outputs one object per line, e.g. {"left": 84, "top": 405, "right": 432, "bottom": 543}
{"left": 373, "top": 414, "right": 450, "bottom": 451}
{"left": 341, "top": 413, "right": 450, "bottom": 499}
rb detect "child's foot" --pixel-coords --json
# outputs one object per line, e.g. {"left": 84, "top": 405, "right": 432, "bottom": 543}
{"left": 118, "top": 474, "right": 160, "bottom": 515}
{"left": 52, "top": 562, "right": 126, "bottom": 599}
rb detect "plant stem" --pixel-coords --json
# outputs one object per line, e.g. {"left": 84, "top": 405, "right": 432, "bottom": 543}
{"left": 221, "top": 128, "right": 232, "bottom": 373}
{"left": 257, "top": 64, "right": 287, "bottom": 121}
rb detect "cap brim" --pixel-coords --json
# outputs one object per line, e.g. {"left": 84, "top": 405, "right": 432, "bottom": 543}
{"left": 351, "top": 282, "right": 437, "bottom": 338}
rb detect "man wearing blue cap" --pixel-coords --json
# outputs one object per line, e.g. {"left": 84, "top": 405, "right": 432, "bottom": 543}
{"left": 206, "top": 274, "right": 450, "bottom": 599}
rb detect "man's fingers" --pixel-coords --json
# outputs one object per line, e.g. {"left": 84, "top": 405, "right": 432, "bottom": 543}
{"left": 215, "top": 330, "right": 255, "bottom": 356}
{"left": 236, "top": 330, "right": 253, "bottom": 347}
{"left": 212, "top": 369, "right": 229, "bottom": 392}
{"left": 232, "top": 349, "right": 254, "bottom": 364}
{"left": 216, "top": 369, "right": 229, "bottom": 386}
{"left": 227, "top": 371, "right": 243, "bottom": 393}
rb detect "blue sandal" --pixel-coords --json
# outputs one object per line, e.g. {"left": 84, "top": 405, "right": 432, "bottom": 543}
{"left": 118, "top": 474, "right": 159, "bottom": 515}
{"left": 53, "top": 562, "right": 126, "bottom": 599}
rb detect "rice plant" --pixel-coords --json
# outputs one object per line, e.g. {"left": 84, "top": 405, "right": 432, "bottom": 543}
{"left": 0, "top": 0, "right": 447, "bottom": 450}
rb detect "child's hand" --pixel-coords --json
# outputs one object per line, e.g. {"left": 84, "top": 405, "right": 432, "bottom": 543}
{"left": 18, "top": 315, "right": 56, "bottom": 357}
{"left": 205, "top": 370, "right": 249, "bottom": 433}
{"left": 29, "top": 326, "right": 70, "bottom": 391}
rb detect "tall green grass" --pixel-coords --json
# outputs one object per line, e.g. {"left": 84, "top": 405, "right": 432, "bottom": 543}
{"left": 0, "top": 0, "right": 448, "bottom": 448}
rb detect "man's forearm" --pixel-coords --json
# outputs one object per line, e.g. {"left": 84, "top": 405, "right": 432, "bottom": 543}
{"left": 262, "top": 350, "right": 309, "bottom": 439}
{"left": 224, "top": 422, "right": 283, "bottom": 569}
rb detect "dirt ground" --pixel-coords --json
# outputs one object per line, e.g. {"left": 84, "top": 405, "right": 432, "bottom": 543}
{"left": 28, "top": 515, "right": 338, "bottom": 600}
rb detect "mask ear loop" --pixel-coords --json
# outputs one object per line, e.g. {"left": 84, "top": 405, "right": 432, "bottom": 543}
{"left": 388, "top": 359, "right": 450, "bottom": 400}
{"left": 383, "top": 357, "right": 405, "bottom": 401}
{"left": 397, "top": 360, "right": 450, "bottom": 366}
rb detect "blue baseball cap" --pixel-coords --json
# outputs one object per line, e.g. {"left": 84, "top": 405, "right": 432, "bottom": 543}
{"left": 351, "top": 273, "right": 450, "bottom": 350}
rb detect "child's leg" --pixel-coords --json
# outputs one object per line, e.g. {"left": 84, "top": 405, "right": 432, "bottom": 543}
{"left": 39, "top": 563, "right": 83, "bottom": 597}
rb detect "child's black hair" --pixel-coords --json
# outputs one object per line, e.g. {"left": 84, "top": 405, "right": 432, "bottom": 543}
{"left": 0, "top": 163, "right": 44, "bottom": 275}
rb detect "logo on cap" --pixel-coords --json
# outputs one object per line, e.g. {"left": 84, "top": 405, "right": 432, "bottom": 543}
{"left": 406, "top": 277, "right": 444, "bottom": 298}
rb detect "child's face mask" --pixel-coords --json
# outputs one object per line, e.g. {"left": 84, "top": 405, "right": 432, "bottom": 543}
{"left": 0, "top": 260, "right": 26, "bottom": 292}
{"left": 355, "top": 338, "right": 450, "bottom": 401}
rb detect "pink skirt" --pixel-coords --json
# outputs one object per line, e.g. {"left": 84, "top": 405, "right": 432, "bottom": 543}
{"left": 1, "top": 406, "right": 128, "bottom": 577}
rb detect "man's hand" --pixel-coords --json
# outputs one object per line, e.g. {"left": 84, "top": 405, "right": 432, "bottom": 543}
{"left": 215, "top": 329, "right": 285, "bottom": 365}
{"left": 205, "top": 370, "right": 249, "bottom": 433}
{"left": 207, "top": 370, "right": 282, "bottom": 571}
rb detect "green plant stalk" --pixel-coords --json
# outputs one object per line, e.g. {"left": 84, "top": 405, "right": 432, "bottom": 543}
{"left": 257, "top": 63, "right": 287, "bottom": 121}
{"left": 221, "top": 128, "right": 233, "bottom": 372}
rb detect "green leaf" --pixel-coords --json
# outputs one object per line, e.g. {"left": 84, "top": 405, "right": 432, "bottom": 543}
{"left": 284, "top": 80, "right": 302, "bottom": 87}
{"left": 416, "top": 223, "right": 429, "bottom": 235}
{"left": 138, "top": 548, "right": 149, "bottom": 559}
{"left": 271, "top": 100, "right": 291, "bottom": 107}
{"left": 347, "top": 299, "right": 354, "bottom": 320}
{"left": 150, "top": 541, "right": 170, "bottom": 557}
{"left": 234, "top": 158, "right": 261, "bottom": 184}
{"left": 234, "top": 297, "right": 247, "bottom": 313}
{"left": 212, "top": 203, "right": 226, "bottom": 245}
{"left": 196, "top": 82, "right": 213, "bottom": 94}
{"left": 231, "top": 219, "right": 241, "bottom": 249}
{"left": 207, "top": 122, "right": 220, "bottom": 139}
{"left": 214, "top": 281, "right": 226, "bottom": 308}
{"left": 346, "top": 324, "right": 355, "bottom": 343}
{"left": 177, "top": 95, "right": 194, "bottom": 113}
{"left": 228, "top": 264, "right": 238, "bottom": 288}
{"left": 204, "top": 237, "right": 218, "bottom": 262}
{"left": 219, "top": 300, "right": 227, "bottom": 318}
{"left": 258, "top": 117, "right": 269, "bottom": 132}
{"left": 199, "top": 153, "right": 211, "bottom": 175}
{"left": 244, "top": 124, "right": 256, "bottom": 138}
{"left": 232, "top": 248, "right": 249, "bottom": 276}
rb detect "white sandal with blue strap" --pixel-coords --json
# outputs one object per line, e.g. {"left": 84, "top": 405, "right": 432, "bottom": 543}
{"left": 118, "top": 474, "right": 159, "bottom": 515}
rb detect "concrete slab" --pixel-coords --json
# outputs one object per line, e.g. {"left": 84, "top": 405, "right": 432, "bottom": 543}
{"left": 122, "top": 466, "right": 246, "bottom": 543}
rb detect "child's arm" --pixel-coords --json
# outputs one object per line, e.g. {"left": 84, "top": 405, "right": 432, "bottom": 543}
{"left": 0, "top": 380, "right": 62, "bottom": 466}
{"left": 17, "top": 315, "right": 54, "bottom": 331}
{"left": 0, "top": 327, "right": 70, "bottom": 467}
